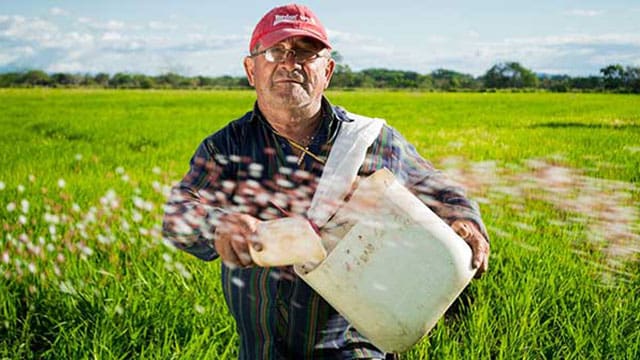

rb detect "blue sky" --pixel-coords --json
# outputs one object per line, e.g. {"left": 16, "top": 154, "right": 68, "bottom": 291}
{"left": 1, "top": 0, "right": 639, "bottom": 76}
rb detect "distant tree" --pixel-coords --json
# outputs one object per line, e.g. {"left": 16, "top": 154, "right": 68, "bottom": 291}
{"left": 132, "top": 74, "right": 154, "bottom": 89}
{"left": 94, "top": 73, "right": 110, "bottom": 87}
{"left": 600, "top": 64, "right": 625, "bottom": 90}
{"left": 110, "top": 73, "right": 135, "bottom": 88}
{"left": 483, "top": 62, "right": 538, "bottom": 88}
{"left": 430, "top": 69, "right": 477, "bottom": 90}
{"left": 569, "top": 76, "right": 602, "bottom": 91}
{"left": 330, "top": 50, "right": 343, "bottom": 64}
{"left": 623, "top": 66, "right": 640, "bottom": 93}
{"left": 360, "top": 68, "right": 421, "bottom": 88}
{"left": 328, "top": 50, "right": 358, "bottom": 88}
{"left": 0, "top": 72, "right": 21, "bottom": 87}
{"left": 51, "top": 72, "right": 82, "bottom": 86}
{"left": 155, "top": 72, "right": 184, "bottom": 88}
{"left": 417, "top": 74, "right": 434, "bottom": 90}
{"left": 19, "top": 70, "right": 51, "bottom": 86}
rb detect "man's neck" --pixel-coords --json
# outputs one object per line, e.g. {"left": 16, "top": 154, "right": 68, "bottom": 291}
{"left": 259, "top": 101, "right": 323, "bottom": 145}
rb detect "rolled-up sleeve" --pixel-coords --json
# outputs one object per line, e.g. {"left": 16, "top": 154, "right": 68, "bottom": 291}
{"left": 162, "top": 139, "right": 230, "bottom": 261}
{"left": 382, "top": 126, "right": 490, "bottom": 242}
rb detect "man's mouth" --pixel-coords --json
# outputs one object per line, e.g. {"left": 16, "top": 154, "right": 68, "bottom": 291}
{"left": 274, "top": 78, "right": 303, "bottom": 85}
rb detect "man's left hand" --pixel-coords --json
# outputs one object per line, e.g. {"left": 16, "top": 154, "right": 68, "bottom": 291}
{"left": 451, "top": 220, "right": 490, "bottom": 277}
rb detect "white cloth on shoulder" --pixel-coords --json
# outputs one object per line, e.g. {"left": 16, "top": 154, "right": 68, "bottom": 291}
{"left": 307, "top": 111, "right": 385, "bottom": 228}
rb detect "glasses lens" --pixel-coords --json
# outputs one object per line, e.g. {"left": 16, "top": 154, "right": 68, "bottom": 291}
{"left": 265, "top": 47, "right": 286, "bottom": 62}
{"left": 294, "top": 49, "right": 317, "bottom": 63}
{"left": 263, "top": 47, "right": 320, "bottom": 63}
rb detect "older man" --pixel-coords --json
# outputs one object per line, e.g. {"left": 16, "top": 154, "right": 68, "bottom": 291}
{"left": 163, "top": 4, "right": 489, "bottom": 359}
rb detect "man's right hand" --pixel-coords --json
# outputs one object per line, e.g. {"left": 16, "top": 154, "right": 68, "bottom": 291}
{"left": 214, "top": 213, "right": 262, "bottom": 268}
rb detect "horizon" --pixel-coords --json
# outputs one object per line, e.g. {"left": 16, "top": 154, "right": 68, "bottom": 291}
{"left": 1, "top": 1, "right": 639, "bottom": 77}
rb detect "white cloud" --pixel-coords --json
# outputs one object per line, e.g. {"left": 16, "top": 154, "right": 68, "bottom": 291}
{"left": 2, "top": 12, "right": 639, "bottom": 77}
{"left": 0, "top": 14, "right": 248, "bottom": 75}
{"left": 101, "top": 32, "right": 123, "bottom": 41}
{"left": 467, "top": 30, "right": 480, "bottom": 39}
{"left": 148, "top": 21, "right": 178, "bottom": 31}
{"left": 564, "top": 9, "right": 603, "bottom": 17}
{"left": 49, "top": 7, "right": 69, "bottom": 16}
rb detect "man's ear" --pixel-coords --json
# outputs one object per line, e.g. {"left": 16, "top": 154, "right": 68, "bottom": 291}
{"left": 324, "top": 57, "right": 336, "bottom": 89}
{"left": 244, "top": 56, "right": 256, "bottom": 87}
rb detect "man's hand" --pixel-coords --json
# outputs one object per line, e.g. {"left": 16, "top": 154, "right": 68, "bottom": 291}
{"left": 214, "top": 213, "right": 261, "bottom": 268}
{"left": 451, "top": 220, "right": 490, "bottom": 277}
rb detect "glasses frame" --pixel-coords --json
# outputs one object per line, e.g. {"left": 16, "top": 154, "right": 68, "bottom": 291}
{"left": 250, "top": 46, "right": 329, "bottom": 64}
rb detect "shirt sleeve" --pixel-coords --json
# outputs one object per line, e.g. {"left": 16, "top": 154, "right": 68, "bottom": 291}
{"left": 369, "top": 125, "right": 489, "bottom": 242}
{"left": 162, "top": 138, "right": 230, "bottom": 261}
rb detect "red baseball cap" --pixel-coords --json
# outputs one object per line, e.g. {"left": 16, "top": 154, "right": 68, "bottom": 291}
{"left": 249, "top": 4, "right": 331, "bottom": 53}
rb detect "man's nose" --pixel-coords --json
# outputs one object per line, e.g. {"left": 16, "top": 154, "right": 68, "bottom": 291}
{"left": 280, "top": 50, "right": 300, "bottom": 69}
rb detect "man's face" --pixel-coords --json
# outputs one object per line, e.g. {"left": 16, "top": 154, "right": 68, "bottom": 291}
{"left": 244, "top": 36, "right": 335, "bottom": 112}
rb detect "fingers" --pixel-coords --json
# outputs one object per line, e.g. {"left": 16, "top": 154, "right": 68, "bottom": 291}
{"left": 452, "top": 220, "right": 490, "bottom": 277}
{"left": 215, "top": 213, "right": 261, "bottom": 268}
{"left": 471, "top": 236, "right": 490, "bottom": 278}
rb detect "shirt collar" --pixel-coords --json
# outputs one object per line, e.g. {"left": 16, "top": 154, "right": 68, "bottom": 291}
{"left": 249, "top": 96, "right": 353, "bottom": 124}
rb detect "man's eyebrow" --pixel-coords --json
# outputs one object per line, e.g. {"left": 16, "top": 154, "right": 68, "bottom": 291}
{"left": 293, "top": 38, "right": 323, "bottom": 49}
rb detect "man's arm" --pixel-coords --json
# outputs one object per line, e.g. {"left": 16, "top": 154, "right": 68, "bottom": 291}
{"left": 379, "top": 126, "right": 490, "bottom": 275}
{"left": 162, "top": 139, "right": 264, "bottom": 267}
{"left": 162, "top": 141, "right": 226, "bottom": 261}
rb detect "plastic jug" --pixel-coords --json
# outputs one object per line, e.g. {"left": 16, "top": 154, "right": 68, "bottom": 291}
{"left": 295, "top": 168, "right": 477, "bottom": 352}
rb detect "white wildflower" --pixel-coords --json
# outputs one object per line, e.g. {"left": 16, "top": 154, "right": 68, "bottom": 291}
{"left": 194, "top": 304, "right": 205, "bottom": 314}
{"left": 114, "top": 305, "right": 124, "bottom": 315}
{"left": 71, "top": 203, "right": 81, "bottom": 212}
{"left": 6, "top": 202, "right": 16, "bottom": 212}
{"left": 131, "top": 210, "right": 143, "bottom": 223}
{"left": 20, "top": 199, "right": 29, "bottom": 214}
{"left": 115, "top": 166, "right": 125, "bottom": 174}
{"left": 57, "top": 179, "right": 66, "bottom": 188}
{"left": 97, "top": 234, "right": 111, "bottom": 244}
{"left": 18, "top": 215, "right": 27, "bottom": 225}
{"left": 121, "top": 219, "right": 130, "bottom": 231}
{"left": 75, "top": 153, "right": 83, "bottom": 161}
{"left": 80, "top": 245, "right": 94, "bottom": 257}
{"left": 17, "top": 184, "right": 25, "bottom": 193}
{"left": 59, "top": 281, "right": 77, "bottom": 295}
{"left": 0, "top": 181, "right": 5, "bottom": 190}
{"left": 152, "top": 166, "right": 161, "bottom": 175}
{"left": 152, "top": 181, "right": 161, "bottom": 192}
{"left": 44, "top": 213, "right": 60, "bottom": 224}
{"left": 133, "top": 196, "right": 144, "bottom": 209}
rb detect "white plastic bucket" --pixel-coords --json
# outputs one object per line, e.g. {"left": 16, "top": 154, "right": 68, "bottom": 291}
{"left": 295, "top": 168, "right": 477, "bottom": 352}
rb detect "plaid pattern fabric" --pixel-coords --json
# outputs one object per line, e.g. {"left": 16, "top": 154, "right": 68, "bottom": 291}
{"left": 162, "top": 97, "right": 487, "bottom": 359}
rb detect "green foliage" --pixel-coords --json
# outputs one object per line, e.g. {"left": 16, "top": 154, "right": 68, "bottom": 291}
{"left": 2, "top": 62, "right": 640, "bottom": 92}
{"left": 601, "top": 64, "right": 640, "bottom": 93}
{"left": 1, "top": 89, "right": 638, "bottom": 358}
{"left": 482, "top": 62, "right": 539, "bottom": 89}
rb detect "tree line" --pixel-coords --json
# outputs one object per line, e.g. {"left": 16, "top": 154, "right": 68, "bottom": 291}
{"left": 1, "top": 61, "right": 638, "bottom": 93}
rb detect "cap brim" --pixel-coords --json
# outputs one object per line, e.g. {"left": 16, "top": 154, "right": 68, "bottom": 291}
{"left": 257, "top": 28, "right": 331, "bottom": 51}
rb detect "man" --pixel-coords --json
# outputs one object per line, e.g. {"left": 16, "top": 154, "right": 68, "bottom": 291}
{"left": 163, "top": 4, "right": 489, "bottom": 359}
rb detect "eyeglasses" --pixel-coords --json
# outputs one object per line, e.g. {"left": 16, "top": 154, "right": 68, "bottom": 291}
{"left": 251, "top": 46, "right": 327, "bottom": 64}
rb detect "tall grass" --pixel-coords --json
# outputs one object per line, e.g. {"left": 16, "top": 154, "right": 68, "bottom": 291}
{"left": 1, "top": 89, "right": 638, "bottom": 359}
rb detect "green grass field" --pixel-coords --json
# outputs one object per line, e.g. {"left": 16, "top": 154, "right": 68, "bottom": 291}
{"left": 1, "top": 89, "right": 639, "bottom": 359}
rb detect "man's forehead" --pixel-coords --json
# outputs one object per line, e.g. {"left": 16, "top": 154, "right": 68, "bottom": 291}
{"left": 273, "top": 36, "right": 324, "bottom": 48}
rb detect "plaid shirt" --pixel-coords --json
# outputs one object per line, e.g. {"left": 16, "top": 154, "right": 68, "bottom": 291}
{"left": 162, "top": 97, "right": 488, "bottom": 359}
